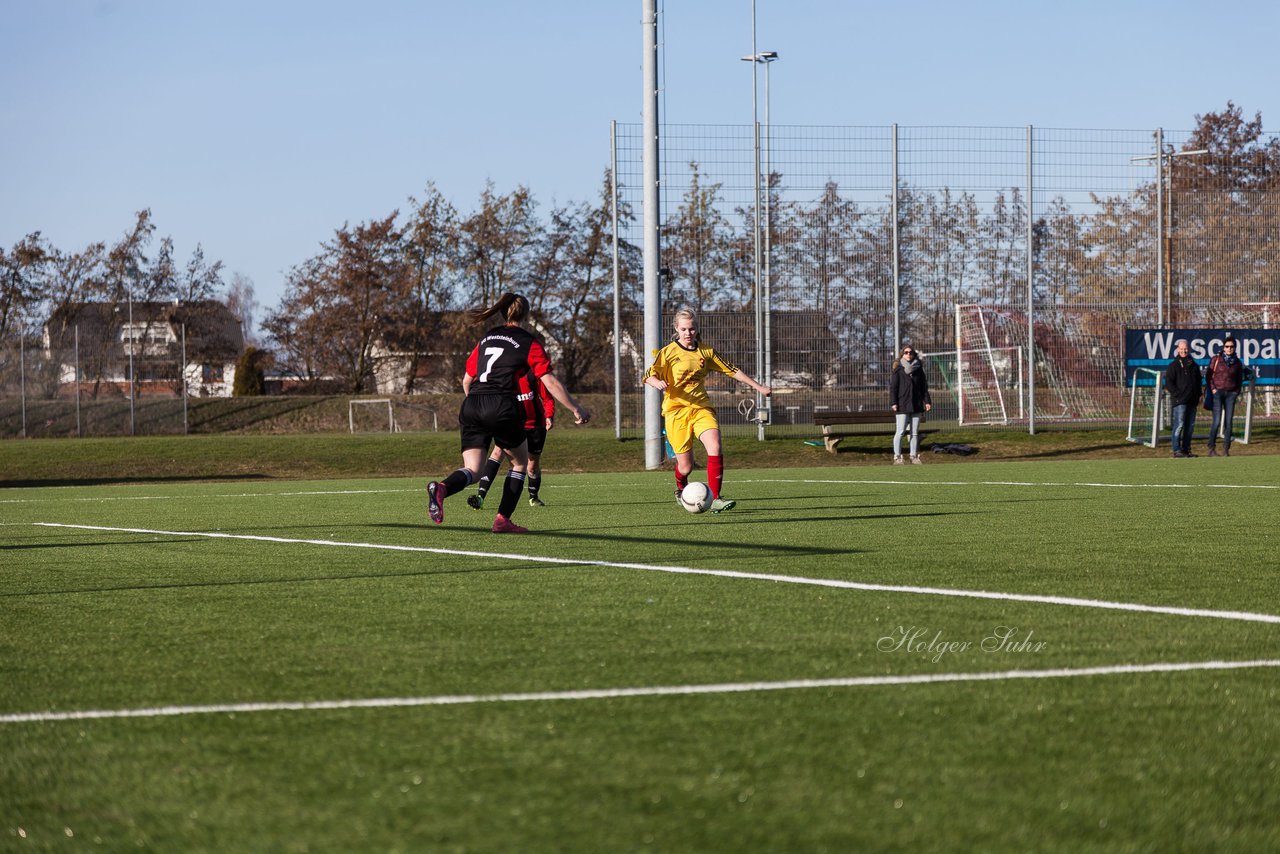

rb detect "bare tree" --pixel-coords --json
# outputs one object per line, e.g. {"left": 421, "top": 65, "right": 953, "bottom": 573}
{"left": 264, "top": 214, "right": 411, "bottom": 392}
{"left": 400, "top": 182, "right": 462, "bottom": 391}
{"left": 36, "top": 242, "right": 106, "bottom": 397}
{"left": 458, "top": 182, "right": 539, "bottom": 307}
{"left": 224, "top": 272, "right": 259, "bottom": 347}
{"left": 1169, "top": 102, "right": 1280, "bottom": 307}
{"left": 664, "top": 161, "right": 734, "bottom": 311}
{"left": 527, "top": 173, "right": 620, "bottom": 389}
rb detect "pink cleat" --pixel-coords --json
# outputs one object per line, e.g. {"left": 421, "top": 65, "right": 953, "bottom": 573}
{"left": 491, "top": 514, "right": 528, "bottom": 534}
{"left": 427, "top": 481, "right": 444, "bottom": 525}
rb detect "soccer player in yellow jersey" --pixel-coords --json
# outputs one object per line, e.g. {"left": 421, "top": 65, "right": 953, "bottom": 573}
{"left": 643, "top": 308, "right": 772, "bottom": 513}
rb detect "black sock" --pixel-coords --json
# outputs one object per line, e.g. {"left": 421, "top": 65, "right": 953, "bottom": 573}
{"left": 497, "top": 470, "right": 526, "bottom": 519}
{"left": 476, "top": 458, "right": 501, "bottom": 497}
{"left": 527, "top": 474, "right": 541, "bottom": 499}
{"left": 442, "top": 468, "right": 472, "bottom": 498}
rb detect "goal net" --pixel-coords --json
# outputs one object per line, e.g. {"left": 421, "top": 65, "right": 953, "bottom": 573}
{"left": 924, "top": 345, "right": 1024, "bottom": 425}
{"left": 955, "top": 302, "right": 1280, "bottom": 425}
{"left": 349, "top": 399, "right": 400, "bottom": 433}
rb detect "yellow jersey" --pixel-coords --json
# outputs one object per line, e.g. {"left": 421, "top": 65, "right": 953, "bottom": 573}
{"left": 644, "top": 341, "right": 739, "bottom": 413}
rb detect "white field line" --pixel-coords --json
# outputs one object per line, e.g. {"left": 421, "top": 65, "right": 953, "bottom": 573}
{"left": 30, "top": 523, "right": 1280, "bottom": 626}
{"left": 4, "top": 477, "right": 1277, "bottom": 505}
{"left": 740, "top": 477, "right": 1280, "bottom": 490}
{"left": 3, "top": 659, "right": 1278, "bottom": 725}
{"left": 0, "top": 488, "right": 419, "bottom": 505}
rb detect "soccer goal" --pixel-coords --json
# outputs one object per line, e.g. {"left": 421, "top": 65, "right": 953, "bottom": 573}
{"left": 1126, "top": 369, "right": 1164, "bottom": 448}
{"left": 349, "top": 398, "right": 400, "bottom": 433}
{"left": 1128, "top": 368, "right": 1259, "bottom": 449}
{"left": 926, "top": 345, "right": 1024, "bottom": 425}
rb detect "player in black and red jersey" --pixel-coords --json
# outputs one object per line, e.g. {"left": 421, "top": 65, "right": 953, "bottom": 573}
{"left": 467, "top": 371, "right": 555, "bottom": 510}
{"left": 426, "top": 293, "right": 590, "bottom": 533}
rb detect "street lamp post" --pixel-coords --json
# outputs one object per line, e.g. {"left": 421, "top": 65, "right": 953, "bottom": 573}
{"left": 759, "top": 51, "right": 777, "bottom": 419}
{"left": 741, "top": 46, "right": 778, "bottom": 439}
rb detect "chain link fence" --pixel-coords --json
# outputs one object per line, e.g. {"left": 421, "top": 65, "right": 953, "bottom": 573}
{"left": 612, "top": 123, "right": 1280, "bottom": 437}
{"left": 6, "top": 123, "right": 1276, "bottom": 440}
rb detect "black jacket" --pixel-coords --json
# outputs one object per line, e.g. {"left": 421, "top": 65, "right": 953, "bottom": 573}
{"left": 1164, "top": 355, "right": 1202, "bottom": 406}
{"left": 890, "top": 359, "right": 932, "bottom": 414}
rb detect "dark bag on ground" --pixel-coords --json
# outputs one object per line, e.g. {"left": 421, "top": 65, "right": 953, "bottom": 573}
{"left": 932, "top": 443, "right": 976, "bottom": 456}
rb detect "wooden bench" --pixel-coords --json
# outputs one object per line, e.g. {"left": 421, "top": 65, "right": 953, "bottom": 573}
{"left": 813, "top": 410, "right": 937, "bottom": 454}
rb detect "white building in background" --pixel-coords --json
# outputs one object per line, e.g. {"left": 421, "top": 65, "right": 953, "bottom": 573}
{"left": 42, "top": 300, "right": 245, "bottom": 398}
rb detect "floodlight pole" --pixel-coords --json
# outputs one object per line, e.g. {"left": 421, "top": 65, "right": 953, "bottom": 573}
{"left": 642, "top": 0, "right": 663, "bottom": 469}
{"left": 760, "top": 51, "right": 777, "bottom": 422}
{"left": 741, "top": 1, "right": 764, "bottom": 441}
{"left": 741, "top": 17, "right": 777, "bottom": 439}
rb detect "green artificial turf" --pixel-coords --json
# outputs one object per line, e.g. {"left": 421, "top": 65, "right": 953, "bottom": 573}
{"left": 2, "top": 458, "right": 1279, "bottom": 851}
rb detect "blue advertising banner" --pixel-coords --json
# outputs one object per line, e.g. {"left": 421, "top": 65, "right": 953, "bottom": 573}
{"left": 1124, "top": 328, "right": 1280, "bottom": 386}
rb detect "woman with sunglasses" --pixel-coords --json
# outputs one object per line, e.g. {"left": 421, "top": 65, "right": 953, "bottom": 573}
{"left": 1205, "top": 335, "right": 1244, "bottom": 456}
{"left": 889, "top": 345, "right": 932, "bottom": 464}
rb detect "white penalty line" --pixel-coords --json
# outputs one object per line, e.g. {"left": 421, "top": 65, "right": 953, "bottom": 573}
{"left": 30, "top": 523, "right": 1280, "bottom": 626}
{"left": 4, "top": 659, "right": 1278, "bottom": 725}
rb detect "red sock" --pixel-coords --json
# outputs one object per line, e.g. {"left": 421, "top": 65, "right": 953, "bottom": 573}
{"left": 707, "top": 455, "right": 724, "bottom": 499}
{"left": 675, "top": 468, "right": 688, "bottom": 492}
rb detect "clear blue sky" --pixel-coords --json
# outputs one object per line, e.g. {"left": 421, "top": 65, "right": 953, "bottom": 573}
{"left": 4, "top": 0, "right": 1277, "bottom": 317}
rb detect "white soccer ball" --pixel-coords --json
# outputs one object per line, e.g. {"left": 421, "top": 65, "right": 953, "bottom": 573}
{"left": 679, "top": 481, "right": 712, "bottom": 514}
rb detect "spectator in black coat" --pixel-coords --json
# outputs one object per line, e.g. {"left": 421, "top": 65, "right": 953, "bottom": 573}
{"left": 1164, "top": 338, "right": 1201, "bottom": 458}
{"left": 890, "top": 345, "right": 932, "bottom": 464}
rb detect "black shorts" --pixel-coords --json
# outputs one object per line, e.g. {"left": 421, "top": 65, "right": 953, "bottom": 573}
{"left": 459, "top": 394, "right": 526, "bottom": 452}
{"left": 526, "top": 423, "right": 548, "bottom": 456}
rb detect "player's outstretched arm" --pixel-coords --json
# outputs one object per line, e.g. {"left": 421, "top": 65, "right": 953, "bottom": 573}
{"left": 541, "top": 372, "right": 591, "bottom": 424}
{"left": 731, "top": 369, "right": 771, "bottom": 397}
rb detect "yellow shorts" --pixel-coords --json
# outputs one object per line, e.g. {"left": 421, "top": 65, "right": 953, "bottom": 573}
{"left": 664, "top": 405, "right": 720, "bottom": 454}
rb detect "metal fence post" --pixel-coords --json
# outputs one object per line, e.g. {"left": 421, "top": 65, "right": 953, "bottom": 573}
{"left": 892, "top": 123, "right": 901, "bottom": 356}
{"left": 181, "top": 322, "right": 188, "bottom": 434}
{"left": 611, "top": 120, "right": 622, "bottom": 439}
{"left": 1027, "top": 124, "right": 1036, "bottom": 435}
{"left": 19, "top": 326, "right": 27, "bottom": 438}
{"left": 1155, "top": 127, "right": 1164, "bottom": 327}
{"left": 75, "top": 324, "right": 82, "bottom": 438}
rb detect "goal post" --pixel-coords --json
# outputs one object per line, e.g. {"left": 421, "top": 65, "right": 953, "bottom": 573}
{"left": 349, "top": 398, "right": 399, "bottom": 433}
{"left": 1126, "top": 368, "right": 1163, "bottom": 448}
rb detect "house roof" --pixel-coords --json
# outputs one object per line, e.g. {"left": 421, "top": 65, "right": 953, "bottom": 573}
{"left": 44, "top": 300, "right": 244, "bottom": 360}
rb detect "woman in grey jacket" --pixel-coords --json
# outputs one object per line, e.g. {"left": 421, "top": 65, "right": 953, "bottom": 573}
{"left": 889, "top": 345, "right": 933, "bottom": 464}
